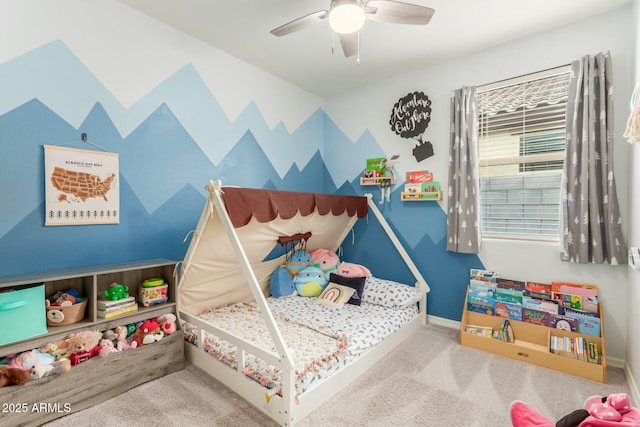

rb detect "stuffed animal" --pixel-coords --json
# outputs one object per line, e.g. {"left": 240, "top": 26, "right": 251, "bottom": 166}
{"left": 158, "top": 313, "right": 177, "bottom": 336}
{"left": 336, "top": 262, "right": 371, "bottom": 278}
{"left": 132, "top": 319, "right": 163, "bottom": 346}
{"left": 270, "top": 265, "right": 296, "bottom": 297}
{"left": 30, "top": 358, "right": 71, "bottom": 380}
{"left": 104, "top": 282, "right": 129, "bottom": 300}
{"left": 98, "top": 339, "right": 118, "bottom": 357}
{"left": 40, "top": 339, "right": 70, "bottom": 360}
{"left": 284, "top": 250, "right": 313, "bottom": 276}
{"left": 294, "top": 266, "right": 328, "bottom": 297}
{"left": 0, "top": 366, "right": 30, "bottom": 387}
{"left": 310, "top": 248, "right": 340, "bottom": 278}
{"left": 510, "top": 395, "right": 640, "bottom": 427}
{"left": 66, "top": 330, "right": 102, "bottom": 356}
{"left": 109, "top": 326, "right": 137, "bottom": 351}
{"left": 8, "top": 349, "right": 55, "bottom": 370}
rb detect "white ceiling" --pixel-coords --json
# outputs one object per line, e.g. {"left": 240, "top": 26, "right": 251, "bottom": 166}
{"left": 117, "top": 0, "right": 631, "bottom": 98}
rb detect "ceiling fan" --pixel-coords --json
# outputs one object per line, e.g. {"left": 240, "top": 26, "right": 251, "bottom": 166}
{"left": 270, "top": 0, "right": 435, "bottom": 58}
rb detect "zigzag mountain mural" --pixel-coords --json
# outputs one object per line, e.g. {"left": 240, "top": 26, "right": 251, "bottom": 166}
{"left": 0, "top": 40, "right": 483, "bottom": 321}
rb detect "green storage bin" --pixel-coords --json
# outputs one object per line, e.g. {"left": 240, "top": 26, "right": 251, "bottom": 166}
{"left": 0, "top": 283, "right": 47, "bottom": 346}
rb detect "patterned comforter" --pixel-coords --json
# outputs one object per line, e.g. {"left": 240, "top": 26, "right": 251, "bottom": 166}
{"left": 188, "top": 295, "right": 418, "bottom": 396}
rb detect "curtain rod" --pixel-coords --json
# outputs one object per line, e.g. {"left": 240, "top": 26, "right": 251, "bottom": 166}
{"left": 476, "top": 63, "right": 572, "bottom": 92}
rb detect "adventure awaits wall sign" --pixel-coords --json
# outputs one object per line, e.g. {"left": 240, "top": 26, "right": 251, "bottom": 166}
{"left": 389, "top": 91, "right": 434, "bottom": 162}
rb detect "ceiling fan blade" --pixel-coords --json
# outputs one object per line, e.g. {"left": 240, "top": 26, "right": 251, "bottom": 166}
{"left": 270, "top": 10, "right": 329, "bottom": 36}
{"left": 340, "top": 32, "right": 358, "bottom": 57}
{"left": 365, "top": 0, "right": 435, "bottom": 25}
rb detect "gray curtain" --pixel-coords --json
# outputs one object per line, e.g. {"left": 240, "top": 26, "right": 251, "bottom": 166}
{"left": 561, "top": 51, "right": 627, "bottom": 264}
{"left": 447, "top": 86, "right": 480, "bottom": 253}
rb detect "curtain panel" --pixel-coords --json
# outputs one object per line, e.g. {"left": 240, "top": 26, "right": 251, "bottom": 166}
{"left": 447, "top": 86, "right": 480, "bottom": 253}
{"left": 561, "top": 51, "right": 627, "bottom": 264}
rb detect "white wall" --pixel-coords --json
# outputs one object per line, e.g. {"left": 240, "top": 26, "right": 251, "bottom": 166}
{"left": 325, "top": 6, "right": 633, "bottom": 362}
{"left": 626, "top": 0, "right": 640, "bottom": 404}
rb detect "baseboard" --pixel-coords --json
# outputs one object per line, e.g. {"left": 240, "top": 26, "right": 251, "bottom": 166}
{"left": 626, "top": 363, "right": 640, "bottom": 405}
{"left": 427, "top": 314, "right": 460, "bottom": 329}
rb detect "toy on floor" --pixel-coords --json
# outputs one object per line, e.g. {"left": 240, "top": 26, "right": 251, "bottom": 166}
{"left": 0, "top": 366, "right": 30, "bottom": 387}
{"left": 510, "top": 394, "right": 640, "bottom": 427}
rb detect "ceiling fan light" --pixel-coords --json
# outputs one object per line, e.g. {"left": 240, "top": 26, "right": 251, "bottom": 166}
{"left": 329, "top": 0, "right": 365, "bottom": 34}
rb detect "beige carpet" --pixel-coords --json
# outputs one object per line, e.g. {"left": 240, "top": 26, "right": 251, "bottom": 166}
{"left": 44, "top": 324, "right": 630, "bottom": 427}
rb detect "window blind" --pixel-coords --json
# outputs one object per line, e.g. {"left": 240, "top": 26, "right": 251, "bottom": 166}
{"left": 477, "top": 67, "right": 571, "bottom": 239}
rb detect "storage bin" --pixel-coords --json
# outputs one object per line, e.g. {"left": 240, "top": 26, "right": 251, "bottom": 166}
{"left": 0, "top": 283, "right": 47, "bottom": 346}
{"left": 46, "top": 299, "right": 87, "bottom": 326}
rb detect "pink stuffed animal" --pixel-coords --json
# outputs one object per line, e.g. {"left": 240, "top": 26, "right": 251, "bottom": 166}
{"left": 158, "top": 313, "right": 177, "bottom": 335}
{"left": 336, "top": 262, "right": 371, "bottom": 278}
{"left": 310, "top": 248, "right": 340, "bottom": 278}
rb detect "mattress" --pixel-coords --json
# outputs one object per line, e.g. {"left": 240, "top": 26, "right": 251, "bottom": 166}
{"left": 185, "top": 291, "right": 418, "bottom": 396}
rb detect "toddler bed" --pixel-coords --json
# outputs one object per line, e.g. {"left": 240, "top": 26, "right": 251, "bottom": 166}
{"left": 177, "top": 180, "right": 429, "bottom": 426}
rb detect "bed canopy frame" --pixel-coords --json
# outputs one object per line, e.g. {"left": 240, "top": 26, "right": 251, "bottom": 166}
{"left": 177, "top": 179, "right": 429, "bottom": 426}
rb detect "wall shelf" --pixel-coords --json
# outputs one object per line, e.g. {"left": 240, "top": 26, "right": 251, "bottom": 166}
{"left": 360, "top": 176, "right": 396, "bottom": 186}
{"left": 401, "top": 191, "right": 442, "bottom": 201}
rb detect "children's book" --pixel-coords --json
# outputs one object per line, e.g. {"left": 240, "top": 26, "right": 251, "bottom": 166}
{"left": 495, "top": 301, "right": 523, "bottom": 321}
{"left": 467, "top": 292, "right": 494, "bottom": 315}
{"left": 522, "top": 308, "right": 551, "bottom": 326}
{"left": 469, "top": 279, "right": 496, "bottom": 296}
{"left": 563, "top": 307, "right": 601, "bottom": 337}
{"left": 470, "top": 269, "right": 498, "bottom": 282}
{"left": 465, "top": 325, "right": 493, "bottom": 338}
{"left": 522, "top": 296, "right": 559, "bottom": 315}
{"left": 548, "top": 313, "right": 579, "bottom": 332}
{"left": 552, "top": 281, "right": 599, "bottom": 314}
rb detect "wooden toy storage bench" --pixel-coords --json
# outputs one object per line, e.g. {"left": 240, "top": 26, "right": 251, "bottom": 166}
{"left": 0, "top": 259, "right": 185, "bottom": 426}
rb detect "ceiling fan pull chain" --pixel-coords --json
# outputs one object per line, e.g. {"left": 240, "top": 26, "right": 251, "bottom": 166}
{"left": 357, "top": 30, "right": 360, "bottom": 65}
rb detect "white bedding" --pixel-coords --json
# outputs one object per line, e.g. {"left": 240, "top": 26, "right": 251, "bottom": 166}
{"left": 186, "top": 287, "right": 418, "bottom": 396}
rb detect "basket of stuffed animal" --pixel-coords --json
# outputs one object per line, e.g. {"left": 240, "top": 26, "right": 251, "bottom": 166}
{"left": 45, "top": 292, "right": 87, "bottom": 326}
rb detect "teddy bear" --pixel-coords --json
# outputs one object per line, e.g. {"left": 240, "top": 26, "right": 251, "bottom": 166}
{"left": 132, "top": 319, "right": 163, "bottom": 347}
{"left": 0, "top": 366, "right": 30, "bottom": 387}
{"left": 66, "top": 330, "right": 102, "bottom": 366}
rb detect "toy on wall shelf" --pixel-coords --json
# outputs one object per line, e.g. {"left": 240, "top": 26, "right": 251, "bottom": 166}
{"left": 378, "top": 155, "right": 399, "bottom": 204}
{"left": 104, "top": 282, "right": 129, "bottom": 300}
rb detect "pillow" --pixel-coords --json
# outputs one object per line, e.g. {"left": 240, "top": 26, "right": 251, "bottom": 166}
{"left": 329, "top": 273, "right": 365, "bottom": 306}
{"left": 362, "top": 276, "right": 421, "bottom": 309}
{"left": 315, "top": 283, "right": 356, "bottom": 309}
{"left": 269, "top": 265, "right": 296, "bottom": 298}
{"left": 335, "top": 262, "right": 371, "bottom": 278}
{"left": 294, "top": 266, "right": 328, "bottom": 297}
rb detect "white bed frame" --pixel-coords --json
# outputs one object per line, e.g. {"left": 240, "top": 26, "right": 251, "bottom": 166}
{"left": 178, "top": 180, "right": 429, "bottom": 426}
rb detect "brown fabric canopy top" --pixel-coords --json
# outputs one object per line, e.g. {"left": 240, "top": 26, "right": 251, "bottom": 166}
{"left": 221, "top": 186, "right": 368, "bottom": 228}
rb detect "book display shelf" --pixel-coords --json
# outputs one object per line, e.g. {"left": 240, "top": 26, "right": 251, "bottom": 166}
{"left": 459, "top": 276, "right": 607, "bottom": 383}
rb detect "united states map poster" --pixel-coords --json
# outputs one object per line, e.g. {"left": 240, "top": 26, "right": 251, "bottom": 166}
{"left": 44, "top": 145, "right": 119, "bottom": 225}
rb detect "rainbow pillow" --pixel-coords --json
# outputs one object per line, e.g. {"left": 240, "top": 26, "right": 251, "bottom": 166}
{"left": 315, "top": 283, "right": 356, "bottom": 309}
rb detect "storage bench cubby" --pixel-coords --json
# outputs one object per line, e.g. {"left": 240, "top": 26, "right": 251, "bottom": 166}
{"left": 459, "top": 298, "right": 607, "bottom": 383}
{"left": 0, "top": 259, "right": 185, "bottom": 425}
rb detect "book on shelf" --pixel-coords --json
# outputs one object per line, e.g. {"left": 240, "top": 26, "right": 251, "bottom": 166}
{"left": 97, "top": 296, "right": 135, "bottom": 310}
{"left": 465, "top": 325, "right": 493, "bottom": 338}
{"left": 470, "top": 268, "right": 498, "bottom": 282}
{"left": 97, "top": 302, "right": 138, "bottom": 319}
{"left": 550, "top": 335, "right": 601, "bottom": 364}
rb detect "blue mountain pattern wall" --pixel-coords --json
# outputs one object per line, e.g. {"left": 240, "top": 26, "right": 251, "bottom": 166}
{"left": 0, "top": 40, "right": 482, "bottom": 321}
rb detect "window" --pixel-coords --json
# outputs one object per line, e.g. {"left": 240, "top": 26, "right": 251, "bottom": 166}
{"left": 477, "top": 66, "right": 571, "bottom": 240}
